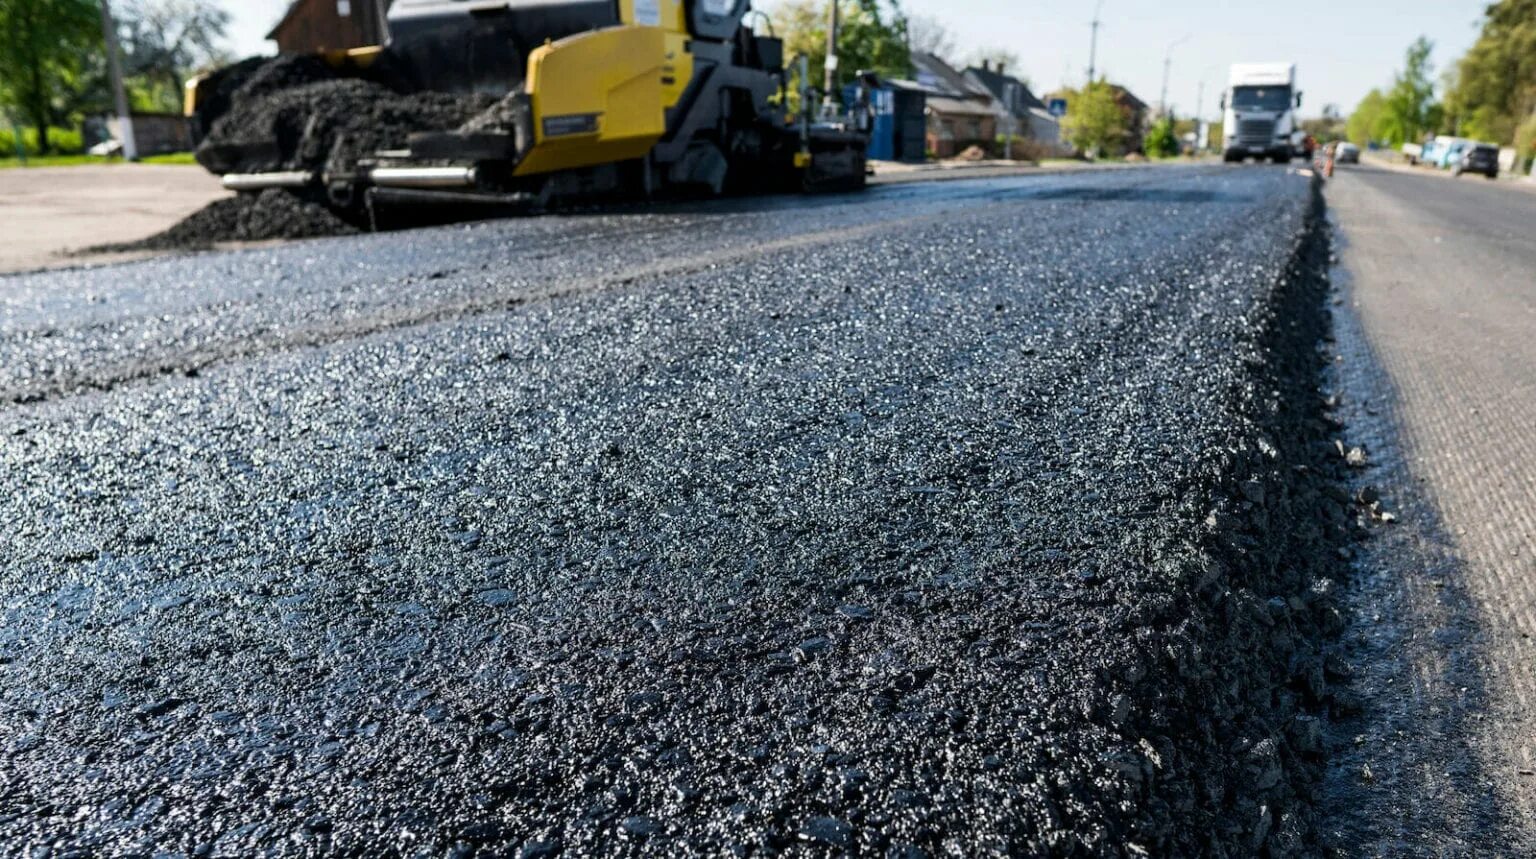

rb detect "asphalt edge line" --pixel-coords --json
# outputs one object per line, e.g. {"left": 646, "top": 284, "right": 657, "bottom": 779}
{"left": 1109, "top": 175, "right": 1366, "bottom": 854}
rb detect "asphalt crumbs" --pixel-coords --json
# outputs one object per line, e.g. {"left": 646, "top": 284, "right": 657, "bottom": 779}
{"left": 0, "top": 166, "right": 1355, "bottom": 856}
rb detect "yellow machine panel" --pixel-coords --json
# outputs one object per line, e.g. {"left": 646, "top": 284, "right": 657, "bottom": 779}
{"left": 514, "top": 25, "right": 694, "bottom": 178}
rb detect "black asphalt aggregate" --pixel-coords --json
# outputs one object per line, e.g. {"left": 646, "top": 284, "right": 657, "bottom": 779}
{"left": 0, "top": 165, "right": 1347, "bottom": 856}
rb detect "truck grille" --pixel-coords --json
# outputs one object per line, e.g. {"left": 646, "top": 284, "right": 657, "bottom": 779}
{"left": 1237, "top": 119, "right": 1275, "bottom": 146}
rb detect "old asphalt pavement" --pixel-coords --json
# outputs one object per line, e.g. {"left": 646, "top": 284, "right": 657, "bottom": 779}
{"left": 1321, "top": 163, "right": 1536, "bottom": 856}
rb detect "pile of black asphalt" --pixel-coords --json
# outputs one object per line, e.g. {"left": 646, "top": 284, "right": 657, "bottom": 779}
{"left": 0, "top": 167, "right": 1359, "bottom": 856}
{"left": 193, "top": 54, "right": 495, "bottom": 178}
{"left": 96, "top": 54, "right": 500, "bottom": 250}
{"left": 91, "top": 189, "right": 361, "bottom": 253}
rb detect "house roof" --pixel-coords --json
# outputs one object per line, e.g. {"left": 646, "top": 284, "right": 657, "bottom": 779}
{"left": 870, "top": 76, "right": 944, "bottom": 95}
{"left": 964, "top": 66, "right": 1048, "bottom": 115}
{"left": 1039, "top": 85, "right": 1149, "bottom": 116}
{"left": 910, "top": 52, "right": 991, "bottom": 101}
{"left": 268, "top": 0, "right": 391, "bottom": 39}
{"left": 890, "top": 77, "right": 933, "bottom": 93}
{"left": 1109, "top": 85, "right": 1149, "bottom": 112}
{"left": 926, "top": 96, "right": 996, "bottom": 118}
{"left": 266, "top": 0, "right": 304, "bottom": 39}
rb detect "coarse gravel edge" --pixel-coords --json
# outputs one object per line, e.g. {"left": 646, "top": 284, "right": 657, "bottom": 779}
{"left": 1098, "top": 176, "right": 1367, "bottom": 855}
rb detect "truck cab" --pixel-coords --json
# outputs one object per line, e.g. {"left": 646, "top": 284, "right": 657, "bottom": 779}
{"left": 1221, "top": 63, "right": 1302, "bottom": 164}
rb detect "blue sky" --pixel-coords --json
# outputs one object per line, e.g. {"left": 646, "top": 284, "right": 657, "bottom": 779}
{"left": 228, "top": 1, "right": 1489, "bottom": 119}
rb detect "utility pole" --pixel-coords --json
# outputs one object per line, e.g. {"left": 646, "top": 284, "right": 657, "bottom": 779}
{"left": 1159, "top": 56, "right": 1171, "bottom": 118}
{"left": 1004, "top": 82, "right": 1018, "bottom": 159}
{"left": 99, "top": 0, "right": 138, "bottom": 161}
{"left": 1087, "top": 0, "right": 1104, "bottom": 83}
{"left": 822, "top": 0, "right": 840, "bottom": 117}
{"left": 1194, "top": 79, "right": 1207, "bottom": 152}
{"left": 1193, "top": 65, "right": 1220, "bottom": 153}
{"left": 1159, "top": 35, "right": 1191, "bottom": 119}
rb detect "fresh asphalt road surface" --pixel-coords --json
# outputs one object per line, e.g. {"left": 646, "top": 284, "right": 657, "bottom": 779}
{"left": 0, "top": 164, "right": 1375, "bottom": 855}
{"left": 1324, "top": 163, "right": 1536, "bottom": 853}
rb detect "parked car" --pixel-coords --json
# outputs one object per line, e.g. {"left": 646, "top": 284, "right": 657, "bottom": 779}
{"left": 1452, "top": 143, "right": 1500, "bottom": 179}
{"left": 1335, "top": 142, "right": 1360, "bottom": 164}
{"left": 1421, "top": 136, "right": 1470, "bottom": 169}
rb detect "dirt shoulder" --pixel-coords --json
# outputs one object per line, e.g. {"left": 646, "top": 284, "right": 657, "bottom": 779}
{"left": 0, "top": 164, "right": 229, "bottom": 275}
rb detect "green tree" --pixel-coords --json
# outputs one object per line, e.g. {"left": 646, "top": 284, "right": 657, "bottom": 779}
{"left": 1144, "top": 115, "right": 1178, "bottom": 158}
{"left": 1516, "top": 113, "right": 1536, "bottom": 172}
{"left": 1443, "top": 0, "right": 1536, "bottom": 144}
{"left": 1378, "top": 37, "right": 1438, "bottom": 147}
{"left": 772, "top": 0, "right": 911, "bottom": 97}
{"left": 1347, "top": 89, "right": 1387, "bottom": 146}
{"left": 0, "top": 0, "right": 102, "bottom": 153}
{"left": 117, "top": 0, "right": 232, "bottom": 113}
{"left": 1062, "top": 80, "right": 1129, "bottom": 158}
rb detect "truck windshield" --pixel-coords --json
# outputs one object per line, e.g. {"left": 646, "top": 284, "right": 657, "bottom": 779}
{"left": 1231, "top": 86, "right": 1292, "bottom": 111}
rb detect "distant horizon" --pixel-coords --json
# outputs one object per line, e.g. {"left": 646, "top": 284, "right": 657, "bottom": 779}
{"left": 228, "top": 0, "right": 1489, "bottom": 120}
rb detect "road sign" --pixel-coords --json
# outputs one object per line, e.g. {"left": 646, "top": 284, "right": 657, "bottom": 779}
{"left": 1049, "top": 98, "right": 1068, "bottom": 118}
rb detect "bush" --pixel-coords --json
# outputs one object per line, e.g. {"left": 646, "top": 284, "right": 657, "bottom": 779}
{"left": 1144, "top": 117, "right": 1179, "bottom": 159}
{"left": 0, "top": 126, "right": 86, "bottom": 157}
{"left": 50, "top": 127, "right": 84, "bottom": 153}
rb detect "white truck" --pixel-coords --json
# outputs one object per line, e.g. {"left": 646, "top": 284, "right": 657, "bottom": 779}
{"left": 1220, "top": 63, "right": 1304, "bottom": 164}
